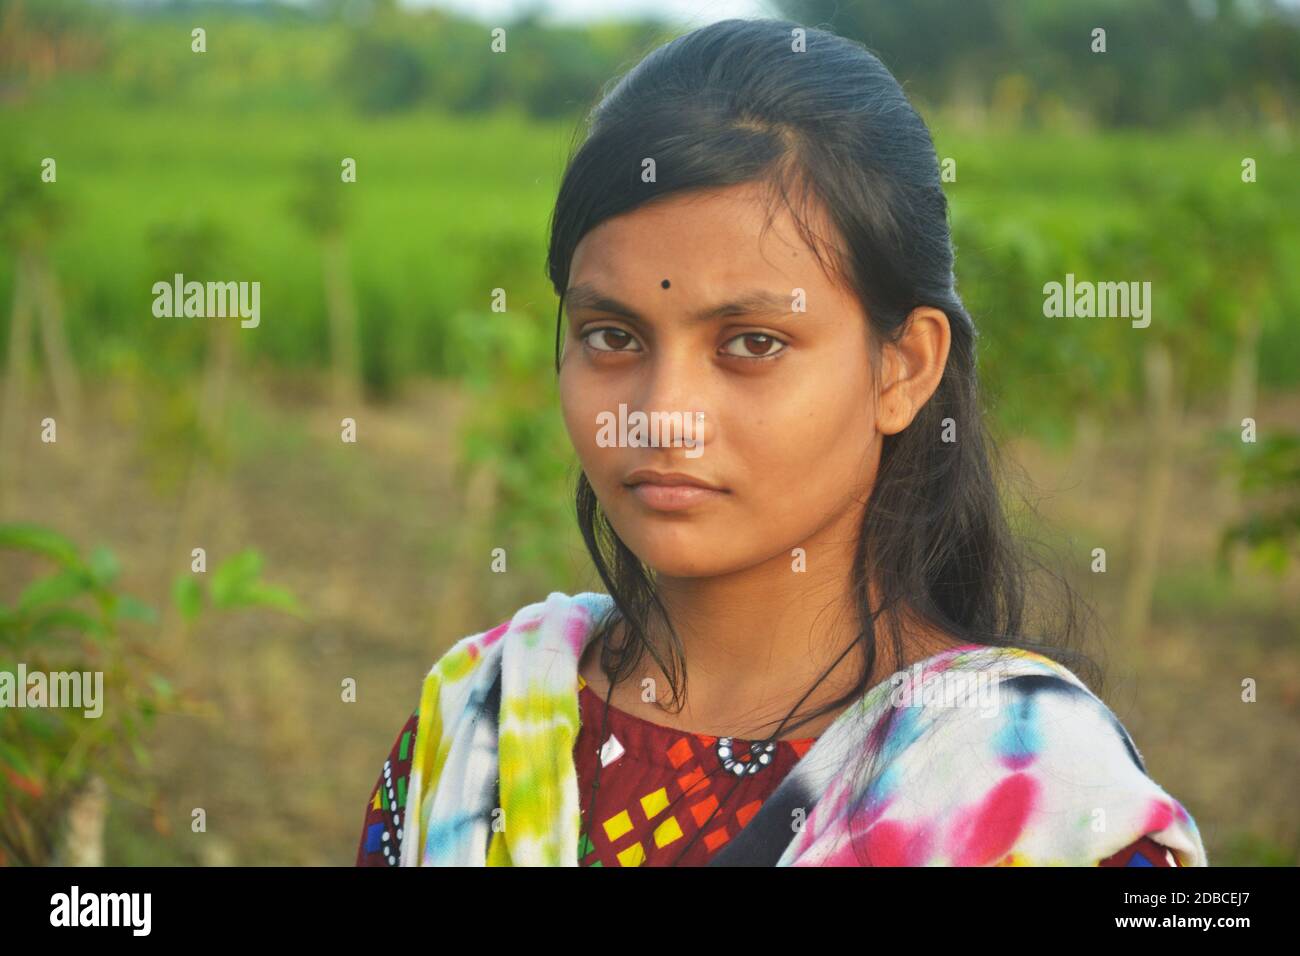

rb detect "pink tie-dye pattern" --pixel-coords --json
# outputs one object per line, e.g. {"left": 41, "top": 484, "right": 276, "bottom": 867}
{"left": 950, "top": 773, "right": 1039, "bottom": 866}
{"left": 479, "top": 621, "right": 510, "bottom": 648}
{"left": 1143, "top": 798, "right": 1175, "bottom": 834}
{"left": 794, "top": 800, "right": 928, "bottom": 866}
{"left": 858, "top": 818, "right": 936, "bottom": 866}
{"left": 786, "top": 777, "right": 851, "bottom": 861}
{"left": 563, "top": 608, "right": 591, "bottom": 657}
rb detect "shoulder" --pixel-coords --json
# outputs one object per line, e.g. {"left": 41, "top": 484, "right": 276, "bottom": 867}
{"left": 935, "top": 644, "right": 1150, "bottom": 777}
{"left": 392, "top": 591, "right": 611, "bottom": 865}
{"left": 411, "top": 591, "right": 614, "bottom": 734}
{"left": 884, "top": 644, "right": 1208, "bottom": 865}
{"left": 422, "top": 590, "right": 613, "bottom": 688}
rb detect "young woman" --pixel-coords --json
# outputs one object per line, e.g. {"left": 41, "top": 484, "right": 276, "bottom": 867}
{"left": 356, "top": 18, "right": 1207, "bottom": 867}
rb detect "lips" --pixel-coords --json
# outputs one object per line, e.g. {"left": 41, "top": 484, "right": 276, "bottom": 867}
{"left": 622, "top": 470, "right": 729, "bottom": 512}
{"left": 622, "top": 469, "right": 725, "bottom": 491}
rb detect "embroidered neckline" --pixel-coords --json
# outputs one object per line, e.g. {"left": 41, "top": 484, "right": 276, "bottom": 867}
{"left": 576, "top": 676, "right": 819, "bottom": 750}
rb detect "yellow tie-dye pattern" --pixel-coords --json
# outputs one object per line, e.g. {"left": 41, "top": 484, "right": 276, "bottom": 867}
{"left": 486, "top": 825, "right": 512, "bottom": 865}
{"left": 496, "top": 680, "right": 582, "bottom": 865}
{"left": 404, "top": 642, "right": 472, "bottom": 864}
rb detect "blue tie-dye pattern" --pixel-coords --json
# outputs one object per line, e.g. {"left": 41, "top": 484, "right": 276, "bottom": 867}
{"left": 861, "top": 700, "right": 927, "bottom": 806}
{"left": 993, "top": 689, "right": 1042, "bottom": 765}
{"left": 423, "top": 812, "right": 482, "bottom": 863}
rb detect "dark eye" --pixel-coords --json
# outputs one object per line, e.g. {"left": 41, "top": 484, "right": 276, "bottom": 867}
{"left": 583, "top": 327, "right": 642, "bottom": 352}
{"left": 720, "top": 333, "right": 786, "bottom": 358}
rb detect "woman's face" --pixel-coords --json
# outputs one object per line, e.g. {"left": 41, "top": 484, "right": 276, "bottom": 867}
{"left": 557, "top": 181, "right": 887, "bottom": 579}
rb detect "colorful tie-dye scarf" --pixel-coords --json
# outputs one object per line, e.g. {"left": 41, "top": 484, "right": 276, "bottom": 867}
{"left": 400, "top": 591, "right": 1208, "bottom": 866}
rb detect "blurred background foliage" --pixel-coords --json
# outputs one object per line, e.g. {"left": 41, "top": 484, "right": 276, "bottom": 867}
{"left": 0, "top": 0, "right": 1296, "bottom": 865}
{"left": 0, "top": 523, "right": 299, "bottom": 865}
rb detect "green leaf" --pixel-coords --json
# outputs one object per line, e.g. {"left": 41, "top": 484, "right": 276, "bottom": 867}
{"left": 17, "top": 568, "right": 92, "bottom": 612}
{"left": 27, "top": 607, "right": 106, "bottom": 639}
{"left": 172, "top": 574, "right": 204, "bottom": 624}
{"left": 87, "top": 546, "right": 121, "bottom": 587}
{"left": 210, "top": 549, "right": 264, "bottom": 608}
{"left": 115, "top": 594, "right": 159, "bottom": 625}
{"left": 232, "top": 582, "right": 304, "bottom": 616}
{"left": 0, "top": 523, "right": 81, "bottom": 567}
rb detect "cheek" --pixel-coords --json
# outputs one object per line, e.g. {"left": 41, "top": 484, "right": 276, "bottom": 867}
{"left": 558, "top": 384, "right": 578, "bottom": 447}
{"left": 558, "top": 368, "right": 593, "bottom": 452}
{"left": 560, "top": 366, "right": 618, "bottom": 479}
{"left": 735, "top": 357, "right": 876, "bottom": 485}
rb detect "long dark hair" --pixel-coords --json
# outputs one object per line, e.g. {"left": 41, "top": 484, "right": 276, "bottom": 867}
{"left": 546, "top": 18, "right": 1101, "bottom": 746}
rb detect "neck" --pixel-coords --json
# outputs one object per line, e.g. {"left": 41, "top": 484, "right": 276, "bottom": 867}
{"left": 582, "top": 505, "right": 956, "bottom": 741}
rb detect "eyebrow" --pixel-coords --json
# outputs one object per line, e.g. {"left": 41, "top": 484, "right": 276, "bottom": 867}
{"left": 562, "top": 282, "right": 794, "bottom": 324}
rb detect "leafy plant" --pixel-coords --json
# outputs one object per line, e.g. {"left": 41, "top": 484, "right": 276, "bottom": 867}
{"left": 172, "top": 547, "right": 304, "bottom": 628}
{"left": 0, "top": 523, "right": 300, "bottom": 866}
{"left": 1218, "top": 430, "right": 1300, "bottom": 574}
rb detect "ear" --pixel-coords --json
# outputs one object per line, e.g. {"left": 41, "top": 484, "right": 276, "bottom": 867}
{"left": 876, "top": 307, "right": 951, "bottom": 436}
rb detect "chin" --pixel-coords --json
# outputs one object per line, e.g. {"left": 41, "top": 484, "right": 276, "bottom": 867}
{"left": 612, "top": 522, "right": 738, "bottom": 579}
{"left": 638, "top": 552, "right": 736, "bottom": 579}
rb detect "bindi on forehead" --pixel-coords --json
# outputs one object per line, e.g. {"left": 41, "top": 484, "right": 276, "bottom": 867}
{"left": 661, "top": 279, "right": 670, "bottom": 289}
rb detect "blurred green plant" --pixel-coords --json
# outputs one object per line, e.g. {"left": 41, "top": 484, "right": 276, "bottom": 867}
{"left": 139, "top": 216, "right": 237, "bottom": 487}
{"left": 1218, "top": 430, "right": 1300, "bottom": 574}
{"left": 288, "top": 153, "right": 362, "bottom": 406}
{"left": 0, "top": 523, "right": 300, "bottom": 866}
{"left": 171, "top": 547, "right": 304, "bottom": 629}
{"left": 0, "top": 147, "right": 83, "bottom": 509}
{"left": 448, "top": 232, "right": 578, "bottom": 583}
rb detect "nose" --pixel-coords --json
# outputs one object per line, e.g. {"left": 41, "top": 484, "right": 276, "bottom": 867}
{"left": 630, "top": 352, "right": 714, "bottom": 457}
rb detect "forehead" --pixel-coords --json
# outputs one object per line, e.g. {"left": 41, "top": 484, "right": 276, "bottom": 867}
{"left": 569, "top": 181, "right": 843, "bottom": 296}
